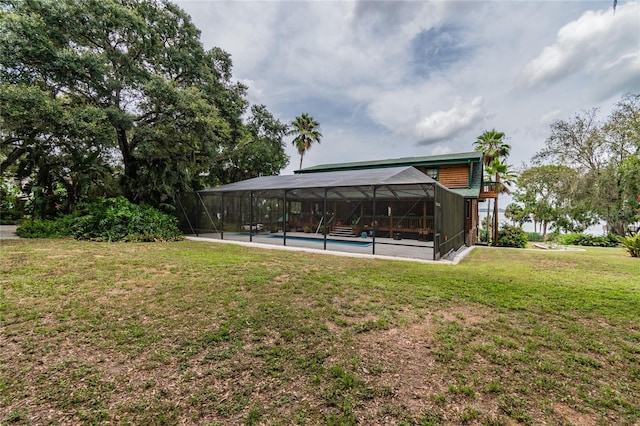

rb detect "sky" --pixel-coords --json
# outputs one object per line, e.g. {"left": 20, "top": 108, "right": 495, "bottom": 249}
{"left": 175, "top": 0, "right": 640, "bottom": 176}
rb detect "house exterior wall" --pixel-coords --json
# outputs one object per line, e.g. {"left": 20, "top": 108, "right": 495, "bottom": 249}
{"left": 438, "top": 165, "right": 469, "bottom": 188}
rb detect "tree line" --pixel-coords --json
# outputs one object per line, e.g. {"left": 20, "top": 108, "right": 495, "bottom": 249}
{"left": 505, "top": 93, "right": 639, "bottom": 238}
{"left": 0, "top": 0, "right": 321, "bottom": 219}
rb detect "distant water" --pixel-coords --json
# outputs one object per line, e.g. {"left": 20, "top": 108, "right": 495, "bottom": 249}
{"left": 492, "top": 211, "right": 605, "bottom": 236}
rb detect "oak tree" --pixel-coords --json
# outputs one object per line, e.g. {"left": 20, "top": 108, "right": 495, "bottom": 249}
{"left": 0, "top": 0, "right": 288, "bottom": 214}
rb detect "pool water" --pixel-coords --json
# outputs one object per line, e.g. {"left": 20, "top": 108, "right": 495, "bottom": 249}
{"left": 263, "top": 235, "right": 372, "bottom": 247}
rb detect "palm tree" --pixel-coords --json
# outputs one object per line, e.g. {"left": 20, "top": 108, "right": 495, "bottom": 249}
{"left": 504, "top": 202, "right": 528, "bottom": 227}
{"left": 288, "top": 113, "right": 322, "bottom": 170}
{"left": 485, "top": 158, "right": 517, "bottom": 244}
{"left": 473, "top": 129, "right": 510, "bottom": 166}
{"left": 474, "top": 129, "right": 513, "bottom": 244}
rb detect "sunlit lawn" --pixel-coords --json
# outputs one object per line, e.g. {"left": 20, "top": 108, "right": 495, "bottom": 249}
{"left": 1, "top": 239, "right": 638, "bottom": 425}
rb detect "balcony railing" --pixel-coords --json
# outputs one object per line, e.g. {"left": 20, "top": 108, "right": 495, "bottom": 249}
{"left": 480, "top": 181, "right": 499, "bottom": 198}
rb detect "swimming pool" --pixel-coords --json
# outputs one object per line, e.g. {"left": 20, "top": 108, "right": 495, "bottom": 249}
{"left": 263, "top": 235, "right": 372, "bottom": 247}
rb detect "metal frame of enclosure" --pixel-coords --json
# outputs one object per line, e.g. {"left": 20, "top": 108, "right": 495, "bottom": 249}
{"left": 175, "top": 167, "right": 466, "bottom": 261}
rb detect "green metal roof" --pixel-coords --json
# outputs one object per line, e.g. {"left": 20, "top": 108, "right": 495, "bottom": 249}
{"left": 296, "top": 151, "right": 484, "bottom": 174}
{"left": 452, "top": 156, "right": 484, "bottom": 198}
{"left": 450, "top": 187, "right": 481, "bottom": 198}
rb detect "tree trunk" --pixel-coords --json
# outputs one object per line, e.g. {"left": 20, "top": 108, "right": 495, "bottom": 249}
{"left": 0, "top": 146, "right": 26, "bottom": 176}
{"left": 486, "top": 199, "right": 491, "bottom": 243}
{"left": 492, "top": 198, "right": 499, "bottom": 246}
{"left": 492, "top": 174, "right": 500, "bottom": 246}
{"left": 608, "top": 221, "right": 626, "bottom": 236}
{"left": 116, "top": 127, "right": 138, "bottom": 201}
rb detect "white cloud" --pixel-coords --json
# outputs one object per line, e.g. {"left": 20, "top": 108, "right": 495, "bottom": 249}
{"left": 431, "top": 144, "right": 455, "bottom": 156}
{"left": 238, "top": 79, "right": 264, "bottom": 105}
{"left": 539, "top": 110, "right": 563, "bottom": 125}
{"left": 519, "top": 2, "right": 640, "bottom": 90}
{"left": 174, "top": 1, "right": 281, "bottom": 77}
{"left": 175, "top": 0, "right": 640, "bottom": 173}
{"left": 415, "top": 97, "right": 485, "bottom": 145}
{"left": 260, "top": 2, "right": 440, "bottom": 92}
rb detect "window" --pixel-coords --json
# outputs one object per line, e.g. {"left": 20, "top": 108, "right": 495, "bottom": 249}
{"left": 425, "top": 168, "right": 438, "bottom": 180}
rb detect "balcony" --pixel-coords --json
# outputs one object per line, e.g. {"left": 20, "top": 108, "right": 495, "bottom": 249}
{"left": 480, "top": 181, "right": 499, "bottom": 199}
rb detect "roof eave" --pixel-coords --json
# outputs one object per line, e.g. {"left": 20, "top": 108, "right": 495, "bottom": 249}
{"left": 296, "top": 152, "right": 484, "bottom": 174}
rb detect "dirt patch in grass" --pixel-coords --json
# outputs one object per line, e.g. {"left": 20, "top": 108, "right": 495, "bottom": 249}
{"left": 352, "top": 306, "right": 501, "bottom": 421}
{"left": 2, "top": 334, "right": 128, "bottom": 422}
{"left": 531, "top": 258, "right": 579, "bottom": 271}
{"left": 439, "top": 306, "right": 490, "bottom": 325}
{"left": 355, "top": 320, "right": 442, "bottom": 414}
{"left": 273, "top": 273, "right": 291, "bottom": 283}
{"left": 553, "top": 403, "right": 596, "bottom": 426}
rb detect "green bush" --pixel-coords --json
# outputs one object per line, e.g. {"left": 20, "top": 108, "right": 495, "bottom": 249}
{"left": 70, "top": 197, "right": 183, "bottom": 242}
{"left": 496, "top": 225, "right": 528, "bottom": 248}
{"left": 621, "top": 234, "right": 640, "bottom": 257}
{"left": 556, "top": 233, "right": 621, "bottom": 247}
{"left": 16, "top": 219, "right": 70, "bottom": 238}
{"left": 16, "top": 197, "right": 183, "bottom": 242}
{"left": 526, "top": 232, "right": 544, "bottom": 242}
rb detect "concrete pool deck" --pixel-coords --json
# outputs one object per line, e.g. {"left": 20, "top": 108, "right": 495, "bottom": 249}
{"left": 185, "top": 231, "right": 474, "bottom": 265}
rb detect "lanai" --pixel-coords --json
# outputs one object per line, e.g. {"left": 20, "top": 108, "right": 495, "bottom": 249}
{"left": 175, "top": 166, "right": 466, "bottom": 260}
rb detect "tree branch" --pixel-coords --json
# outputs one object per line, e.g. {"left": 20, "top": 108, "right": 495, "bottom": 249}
{"left": 0, "top": 147, "right": 27, "bottom": 176}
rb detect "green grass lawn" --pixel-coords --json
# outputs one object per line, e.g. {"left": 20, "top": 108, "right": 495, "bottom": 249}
{"left": 1, "top": 239, "right": 638, "bottom": 425}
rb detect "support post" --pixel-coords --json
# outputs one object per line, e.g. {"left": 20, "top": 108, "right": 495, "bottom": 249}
{"left": 390, "top": 201, "right": 394, "bottom": 239}
{"left": 283, "top": 190, "right": 287, "bottom": 246}
{"left": 323, "top": 188, "right": 328, "bottom": 250}
{"left": 423, "top": 199, "right": 427, "bottom": 229}
{"left": 175, "top": 193, "right": 197, "bottom": 236}
{"left": 372, "top": 186, "right": 377, "bottom": 255}
{"left": 221, "top": 193, "right": 225, "bottom": 240}
{"left": 249, "top": 191, "right": 254, "bottom": 242}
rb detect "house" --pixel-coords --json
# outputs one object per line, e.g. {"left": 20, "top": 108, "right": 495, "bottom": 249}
{"left": 294, "top": 151, "right": 492, "bottom": 245}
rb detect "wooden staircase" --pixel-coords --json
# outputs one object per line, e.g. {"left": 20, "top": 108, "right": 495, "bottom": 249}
{"left": 330, "top": 226, "right": 355, "bottom": 237}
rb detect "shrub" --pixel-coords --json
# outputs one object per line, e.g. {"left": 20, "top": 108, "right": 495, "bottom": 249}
{"left": 70, "top": 197, "right": 183, "bottom": 242}
{"left": 16, "top": 219, "right": 70, "bottom": 238}
{"left": 545, "top": 229, "right": 561, "bottom": 242}
{"left": 526, "top": 232, "right": 544, "bottom": 242}
{"left": 556, "top": 233, "right": 581, "bottom": 245}
{"left": 496, "top": 225, "right": 528, "bottom": 248}
{"left": 603, "top": 233, "right": 624, "bottom": 247}
{"left": 16, "top": 197, "right": 183, "bottom": 242}
{"left": 556, "top": 233, "right": 621, "bottom": 247}
{"left": 478, "top": 228, "right": 488, "bottom": 243}
{"left": 621, "top": 234, "right": 640, "bottom": 257}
